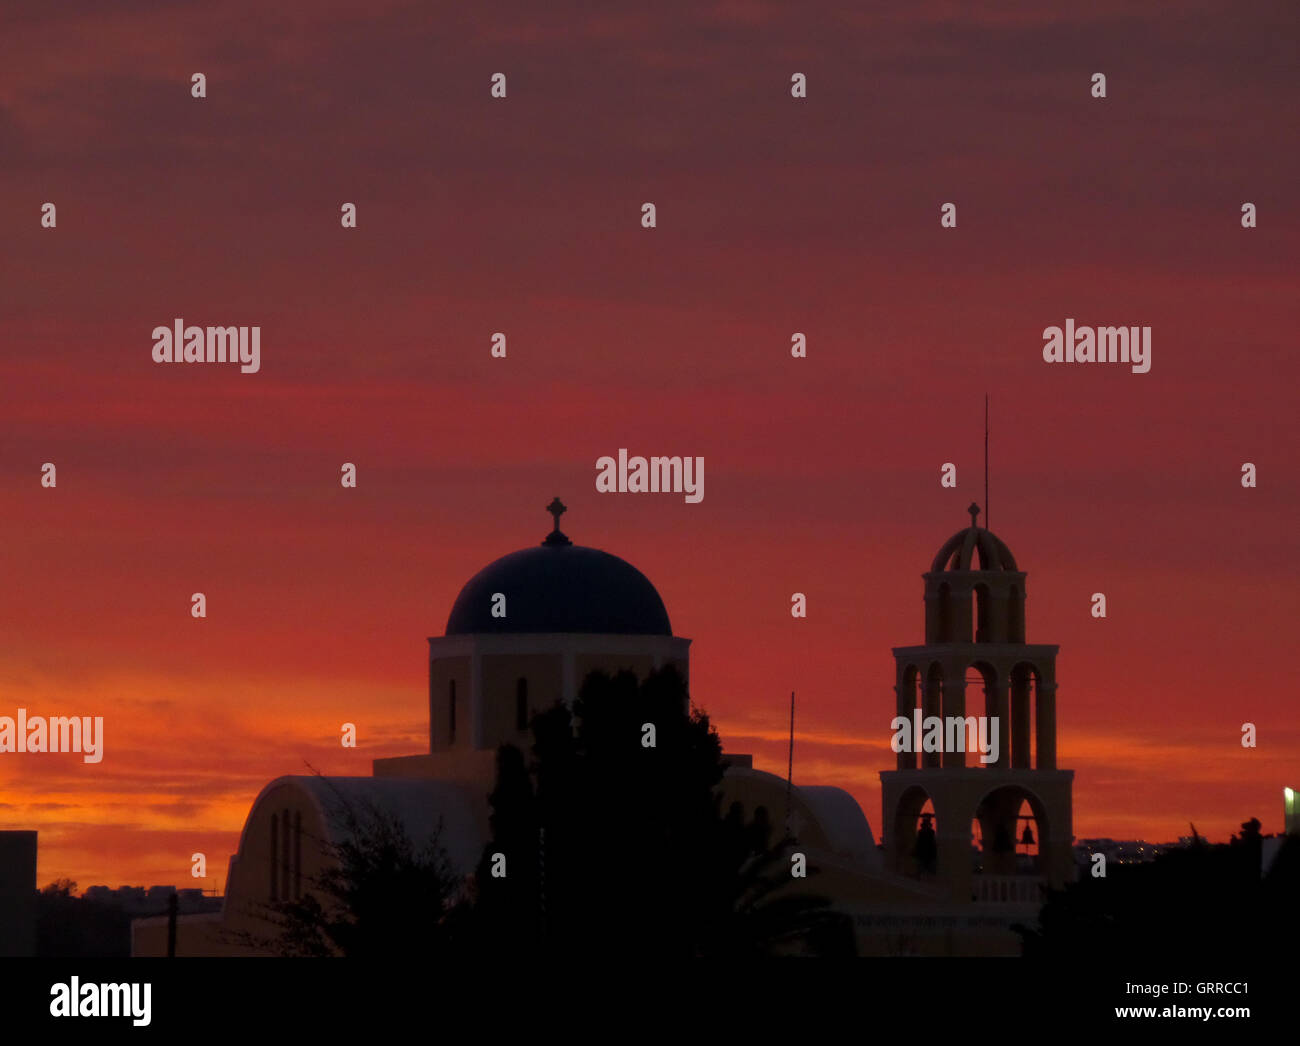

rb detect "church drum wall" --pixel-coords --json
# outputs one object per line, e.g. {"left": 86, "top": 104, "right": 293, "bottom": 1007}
{"left": 429, "top": 656, "right": 470, "bottom": 750}
{"left": 480, "top": 652, "right": 563, "bottom": 743}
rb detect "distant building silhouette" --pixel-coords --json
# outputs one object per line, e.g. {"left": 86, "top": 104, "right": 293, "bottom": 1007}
{"left": 0, "top": 831, "right": 37, "bottom": 956}
{"left": 83, "top": 885, "right": 217, "bottom": 917}
{"left": 1074, "top": 839, "right": 1180, "bottom": 869}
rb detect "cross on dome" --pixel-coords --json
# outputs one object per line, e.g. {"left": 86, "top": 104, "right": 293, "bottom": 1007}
{"left": 543, "top": 497, "right": 572, "bottom": 546}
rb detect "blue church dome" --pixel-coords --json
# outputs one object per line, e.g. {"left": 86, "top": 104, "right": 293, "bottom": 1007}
{"left": 444, "top": 499, "right": 673, "bottom": 636}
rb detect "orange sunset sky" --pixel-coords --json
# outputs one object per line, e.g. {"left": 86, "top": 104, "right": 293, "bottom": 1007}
{"left": 1, "top": 0, "right": 1297, "bottom": 890}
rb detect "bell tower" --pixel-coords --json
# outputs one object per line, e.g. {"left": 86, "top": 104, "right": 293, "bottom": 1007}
{"left": 880, "top": 504, "right": 1074, "bottom": 905}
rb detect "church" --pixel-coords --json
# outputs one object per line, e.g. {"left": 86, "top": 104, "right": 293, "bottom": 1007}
{"left": 133, "top": 499, "right": 1074, "bottom": 957}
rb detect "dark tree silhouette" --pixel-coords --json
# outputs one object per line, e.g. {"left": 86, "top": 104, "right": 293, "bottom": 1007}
{"left": 228, "top": 783, "right": 465, "bottom": 957}
{"left": 468, "top": 666, "right": 855, "bottom": 957}
{"left": 471, "top": 743, "right": 542, "bottom": 947}
{"left": 1017, "top": 822, "right": 1300, "bottom": 959}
